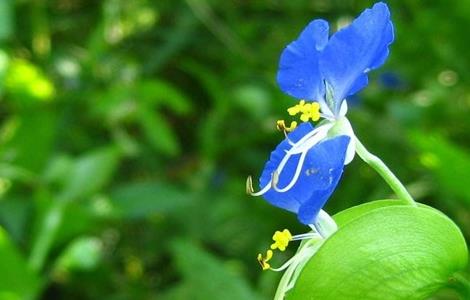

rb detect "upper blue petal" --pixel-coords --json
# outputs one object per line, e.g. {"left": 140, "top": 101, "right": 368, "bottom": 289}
{"left": 277, "top": 20, "right": 329, "bottom": 101}
{"left": 259, "top": 123, "right": 350, "bottom": 225}
{"left": 320, "top": 2, "right": 394, "bottom": 111}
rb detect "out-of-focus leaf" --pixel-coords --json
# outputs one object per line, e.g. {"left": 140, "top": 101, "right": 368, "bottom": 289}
{"left": 0, "top": 1, "right": 13, "bottom": 41}
{"left": 54, "top": 201, "right": 98, "bottom": 246}
{"left": 0, "top": 163, "right": 36, "bottom": 185}
{"left": 138, "top": 108, "right": 180, "bottom": 156}
{"left": 0, "top": 110, "right": 56, "bottom": 172}
{"left": 410, "top": 132, "right": 470, "bottom": 204}
{"left": 290, "top": 204, "right": 468, "bottom": 300}
{"left": 59, "top": 147, "right": 120, "bottom": 201}
{"left": 136, "top": 80, "right": 191, "bottom": 114}
{"left": 0, "top": 50, "right": 9, "bottom": 94}
{"left": 42, "top": 155, "right": 73, "bottom": 185}
{"left": 110, "top": 182, "right": 191, "bottom": 219}
{"left": 5, "top": 59, "right": 54, "bottom": 102}
{"left": 0, "top": 196, "right": 30, "bottom": 243}
{"left": 53, "top": 236, "right": 103, "bottom": 272}
{"left": 0, "top": 226, "right": 40, "bottom": 299}
{"left": 232, "top": 83, "right": 271, "bottom": 119}
{"left": 171, "top": 240, "right": 261, "bottom": 300}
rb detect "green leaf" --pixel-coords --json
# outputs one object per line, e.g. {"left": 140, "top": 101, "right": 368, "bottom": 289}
{"left": 289, "top": 204, "right": 468, "bottom": 300}
{"left": 410, "top": 132, "right": 470, "bottom": 204}
{"left": 138, "top": 108, "right": 180, "bottom": 156}
{"left": 1, "top": 111, "right": 56, "bottom": 172}
{"left": 333, "top": 199, "right": 408, "bottom": 227}
{"left": 110, "top": 182, "right": 191, "bottom": 219}
{"left": 53, "top": 236, "right": 103, "bottom": 272}
{"left": 136, "top": 80, "right": 191, "bottom": 114}
{"left": 59, "top": 147, "right": 120, "bottom": 201}
{"left": 171, "top": 240, "right": 261, "bottom": 300}
{"left": 0, "top": 226, "right": 40, "bottom": 299}
{"left": 0, "top": 1, "right": 13, "bottom": 41}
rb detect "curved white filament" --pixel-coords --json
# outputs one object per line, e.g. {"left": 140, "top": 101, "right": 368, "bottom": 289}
{"left": 250, "top": 123, "right": 334, "bottom": 196}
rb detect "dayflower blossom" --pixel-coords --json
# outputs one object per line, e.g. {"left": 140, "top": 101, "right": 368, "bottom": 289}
{"left": 249, "top": 2, "right": 394, "bottom": 229}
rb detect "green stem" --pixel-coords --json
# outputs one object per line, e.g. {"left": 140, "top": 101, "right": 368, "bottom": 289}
{"left": 28, "top": 200, "right": 66, "bottom": 273}
{"left": 354, "top": 137, "right": 416, "bottom": 206}
{"left": 273, "top": 238, "right": 322, "bottom": 300}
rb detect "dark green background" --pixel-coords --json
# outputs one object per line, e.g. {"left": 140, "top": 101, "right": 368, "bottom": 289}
{"left": 0, "top": 0, "right": 469, "bottom": 299}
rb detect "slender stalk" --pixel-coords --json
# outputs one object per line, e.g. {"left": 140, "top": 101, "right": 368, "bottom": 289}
{"left": 273, "top": 238, "right": 322, "bottom": 300}
{"left": 354, "top": 137, "right": 416, "bottom": 206}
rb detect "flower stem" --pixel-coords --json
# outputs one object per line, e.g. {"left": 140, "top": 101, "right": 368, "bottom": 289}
{"left": 273, "top": 238, "right": 323, "bottom": 300}
{"left": 354, "top": 137, "right": 416, "bottom": 206}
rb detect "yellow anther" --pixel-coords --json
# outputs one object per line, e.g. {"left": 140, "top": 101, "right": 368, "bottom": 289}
{"left": 276, "top": 120, "right": 298, "bottom": 132}
{"left": 257, "top": 249, "right": 273, "bottom": 271}
{"left": 299, "top": 102, "right": 321, "bottom": 122}
{"left": 287, "top": 100, "right": 306, "bottom": 116}
{"left": 287, "top": 100, "right": 321, "bottom": 122}
{"left": 270, "top": 229, "right": 292, "bottom": 251}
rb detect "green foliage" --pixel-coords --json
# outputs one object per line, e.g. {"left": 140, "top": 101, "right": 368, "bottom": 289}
{"left": 290, "top": 201, "right": 468, "bottom": 300}
{"left": 0, "top": 226, "right": 39, "bottom": 300}
{"left": 168, "top": 240, "right": 261, "bottom": 300}
{"left": 0, "top": 0, "right": 468, "bottom": 299}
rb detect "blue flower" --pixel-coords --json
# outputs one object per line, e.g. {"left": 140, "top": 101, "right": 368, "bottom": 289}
{"left": 278, "top": 2, "right": 394, "bottom": 117}
{"left": 249, "top": 3, "right": 393, "bottom": 225}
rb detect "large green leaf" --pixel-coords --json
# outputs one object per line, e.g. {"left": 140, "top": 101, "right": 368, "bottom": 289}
{"left": 333, "top": 199, "right": 408, "bottom": 227}
{"left": 289, "top": 204, "right": 468, "bottom": 300}
{"left": 0, "top": 226, "right": 40, "bottom": 300}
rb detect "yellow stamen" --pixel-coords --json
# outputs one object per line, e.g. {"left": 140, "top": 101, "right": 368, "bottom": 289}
{"left": 287, "top": 100, "right": 321, "bottom": 122}
{"left": 276, "top": 120, "right": 298, "bottom": 132}
{"left": 257, "top": 249, "right": 273, "bottom": 271}
{"left": 270, "top": 229, "right": 292, "bottom": 251}
{"left": 287, "top": 100, "right": 306, "bottom": 116}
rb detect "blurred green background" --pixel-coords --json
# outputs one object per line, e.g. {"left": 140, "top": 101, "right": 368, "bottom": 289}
{"left": 0, "top": 0, "right": 469, "bottom": 299}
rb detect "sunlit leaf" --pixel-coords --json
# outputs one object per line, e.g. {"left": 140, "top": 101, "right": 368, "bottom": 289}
{"left": 53, "top": 236, "right": 103, "bottom": 272}
{"left": 289, "top": 204, "right": 468, "bottom": 300}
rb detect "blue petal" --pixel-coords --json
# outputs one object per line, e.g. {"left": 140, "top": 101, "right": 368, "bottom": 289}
{"left": 259, "top": 122, "right": 315, "bottom": 213}
{"left": 320, "top": 2, "right": 394, "bottom": 110}
{"left": 277, "top": 20, "right": 329, "bottom": 101}
{"left": 296, "top": 135, "right": 350, "bottom": 224}
{"left": 259, "top": 125, "right": 350, "bottom": 225}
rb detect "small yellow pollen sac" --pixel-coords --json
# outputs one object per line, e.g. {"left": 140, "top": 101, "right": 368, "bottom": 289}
{"left": 257, "top": 249, "right": 273, "bottom": 271}
{"left": 287, "top": 100, "right": 306, "bottom": 116}
{"left": 300, "top": 102, "right": 321, "bottom": 122}
{"left": 276, "top": 120, "right": 297, "bottom": 132}
{"left": 287, "top": 100, "right": 321, "bottom": 122}
{"left": 270, "top": 229, "right": 293, "bottom": 251}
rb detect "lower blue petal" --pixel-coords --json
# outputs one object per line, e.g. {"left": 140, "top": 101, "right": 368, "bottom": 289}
{"left": 259, "top": 124, "right": 350, "bottom": 224}
{"left": 296, "top": 136, "right": 350, "bottom": 224}
{"left": 259, "top": 122, "right": 315, "bottom": 213}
